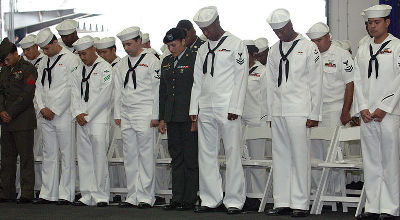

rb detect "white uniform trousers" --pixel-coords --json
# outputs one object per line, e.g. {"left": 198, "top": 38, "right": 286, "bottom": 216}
{"left": 361, "top": 114, "right": 400, "bottom": 216}
{"left": 39, "top": 114, "right": 76, "bottom": 202}
{"left": 198, "top": 107, "right": 246, "bottom": 209}
{"left": 272, "top": 116, "right": 310, "bottom": 210}
{"left": 121, "top": 113, "right": 156, "bottom": 206}
{"left": 310, "top": 110, "right": 343, "bottom": 194}
{"left": 33, "top": 120, "right": 43, "bottom": 192}
{"left": 77, "top": 122, "right": 110, "bottom": 205}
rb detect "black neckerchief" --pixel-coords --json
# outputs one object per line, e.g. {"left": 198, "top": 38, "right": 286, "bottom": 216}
{"left": 203, "top": 36, "right": 228, "bottom": 77}
{"left": 368, "top": 40, "right": 391, "bottom": 79}
{"left": 81, "top": 62, "right": 99, "bottom": 102}
{"left": 41, "top": 54, "right": 64, "bottom": 88}
{"left": 278, "top": 39, "right": 300, "bottom": 87}
{"left": 124, "top": 53, "right": 146, "bottom": 89}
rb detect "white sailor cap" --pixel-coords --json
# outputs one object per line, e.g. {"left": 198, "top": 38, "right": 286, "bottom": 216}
{"left": 306, "top": 22, "right": 330, "bottom": 40}
{"left": 255, "top": 38, "right": 269, "bottom": 53}
{"left": 93, "top": 37, "right": 100, "bottom": 44}
{"left": 20, "top": 34, "right": 37, "bottom": 49}
{"left": 361, "top": 12, "right": 368, "bottom": 22}
{"left": 36, "top": 28, "right": 55, "bottom": 48}
{"left": 363, "top": 4, "right": 392, "bottom": 19}
{"left": 193, "top": 6, "right": 219, "bottom": 28}
{"left": 331, "top": 39, "right": 342, "bottom": 48}
{"left": 72, "top": 35, "right": 94, "bottom": 52}
{"left": 341, "top": 40, "right": 352, "bottom": 51}
{"left": 95, "top": 37, "right": 116, "bottom": 49}
{"left": 56, "top": 19, "right": 78, "bottom": 36}
{"left": 267, "top": 8, "right": 290, "bottom": 30}
{"left": 243, "top": 40, "right": 255, "bottom": 46}
{"left": 142, "top": 33, "right": 150, "bottom": 44}
{"left": 117, "top": 26, "right": 141, "bottom": 42}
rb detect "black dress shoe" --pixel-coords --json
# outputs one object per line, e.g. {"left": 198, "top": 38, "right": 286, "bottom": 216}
{"left": 56, "top": 199, "right": 71, "bottom": 205}
{"left": 266, "top": 207, "right": 292, "bottom": 216}
{"left": 16, "top": 197, "right": 32, "bottom": 204}
{"left": 176, "top": 203, "right": 194, "bottom": 211}
{"left": 194, "top": 205, "right": 216, "bottom": 213}
{"left": 97, "top": 202, "right": 108, "bottom": 207}
{"left": 32, "top": 198, "right": 52, "bottom": 204}
{"left": 379, "top": 213, "right": 395, "bottom": 220}
{"left": 73, "top": 201, "right": 87, "bottom": 206}
{"left": 227, "top": 207, "right": 242, "bottom": 214}
{"left": 357, "top": 212, "right": 379, "bottom": 220}
{"left": 291, "top": 209, "right": 308, "bottom": 217}
{"left": 118, "top": 202, "right": 135, "bottom": 208}
{"left": 163, "top": 202, "right": 180, "bottom": 210}
{"left": 137, "top": 202, "right": 152, "bottom": 209}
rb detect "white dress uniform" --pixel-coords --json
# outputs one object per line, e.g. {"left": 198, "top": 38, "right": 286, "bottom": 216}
{"left": 242, "top": 60, "right": 268, "bottom": 195}
{"left": 19, "top": 35, "right": 45, "bottom": 194}
{"left": 354, "top": 7, "right": 400, "bottom": 215}
{"left": 266, "top": 28, "right": 322, "bottom": 210}
{"left": 189, "top": 15, "right": 249, "bottom": 208}
{"left": 34, "top": 28, "right": 79, "bottom": 202}
{"left": 306, "top": 23, "right": 355, "bottom": 193}
{"left": 71, "top": 37, "right": 113, "bottom": 205}
{"left": 114, "top": 48, "right": 160, "bottom": 206}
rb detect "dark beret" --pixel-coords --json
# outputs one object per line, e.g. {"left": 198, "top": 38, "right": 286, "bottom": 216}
{"left": 163, "top": 28, "right": 187, "bottom": 44}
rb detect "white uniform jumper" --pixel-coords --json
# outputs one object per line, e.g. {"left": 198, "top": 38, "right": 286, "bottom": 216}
{"left": 189, "top": 32, "right": 249, "bottom": 209}
{"left": 114, "top": 48, "right": 160, "bottom": 206}
{"left": 266, "top": 34, "right": 322, "bottom": 210}
{"left": 35, "top": 47, "right": 79, "bottom": 202}
{"left": 242, "top": 61, "right": 268, "bottom": 195}
{"left": 72, "top": 57, "right": 113, "bottom": 205}
{"left": 354, "top": 34, "right": 400, "bottom": 216}
{"left": 310, "top": 44, "right": 354, "bottom": 192}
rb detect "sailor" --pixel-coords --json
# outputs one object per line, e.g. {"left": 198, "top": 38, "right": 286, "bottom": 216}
{"left": 189, "top": 6, "right": 248, "bottom": 215}
{"left": 56, "top": 19, "right": 79, "bottom": 53}
{"left": 254, "top": 37, "right": 269, "bottom": 65}
{"left": 359, "top": 12, "right": 373, "bottom": 47}
{"left": 241, "top": 40, "right": 268, "bottom": 198}
{"left": 71, "top": 36, "right": 113, "bottom": 207}
{"left": 114, "top": 26, "right": 161, "bottom": 208}
{"left": 354, "top": 4, "right": 400, "bottom": 219}
{"left": 176, "top": 19, "right": 205, "bottom": 53}
{"left": 32, "top": 28, "right": 79, "bottom": 205}
{"left": 306, "top": 22, "right": 355, "bottom": 195}
{"left": 141, "top": 33, "right": 160, "bottom": 59}
{"left": 95, "top": 37, "right": 125, "bottom": 191}
{"left": 265, "top": 8, "right": 323, "bottom": 217}
{"left": 19, "top": 33, "right": 46, "bottom": 195}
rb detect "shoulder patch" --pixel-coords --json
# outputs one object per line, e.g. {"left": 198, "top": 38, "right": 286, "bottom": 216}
{"left": 103, "top": 74, "right": 111, "bottom": 82}
{"left": 26, "top": 74, "right": 36, "bottom": 85}
{"left": 236, "top": 52, "right": 245, "bottom": 65}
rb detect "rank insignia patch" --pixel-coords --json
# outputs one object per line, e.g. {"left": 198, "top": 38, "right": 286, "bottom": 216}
{"left": 236, "top": 53, "right": 245, "bottom": 65}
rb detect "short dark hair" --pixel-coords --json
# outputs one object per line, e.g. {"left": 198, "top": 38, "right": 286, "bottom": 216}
{"left": 49, "top": 35, "right": 57, "bottom": 44}
{"left": 133, "top": 36, "right": 141, "bottom": 42}
{"left": 246, "top": 45, "right": 259, "bottom": 55}
{"left": 10, "top": 44, "right": 17, "bottom": 54}
{"left": 107, "top": 45, "right": 117, "bottom": 50}
{"left": 176, "top": 19, "right": 194, "bottom": 31}
{"left": 384, "top": 15, "right": 390, "bottom": 20}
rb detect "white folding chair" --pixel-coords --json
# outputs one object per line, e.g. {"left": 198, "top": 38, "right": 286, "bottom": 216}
{"left": 154, "top": 132, "right": 172, "bottom": 203}
{"left": 310, "top": 126, "right": 365, "bottom": 217}
{"left": 237, "top": 125, "right": 273, "bottom": 212}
